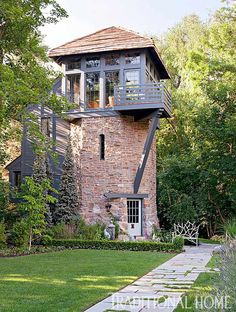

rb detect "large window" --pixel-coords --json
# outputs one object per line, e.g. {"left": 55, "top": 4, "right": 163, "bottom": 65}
{"left": 86, "top": 72, "right": 100, "bottom": 109}
{"left": 125, "top": 53, "right": 140, "bottom": 65}
{"left": 105, "top": 54, "right": 120, "bottom": 66}
{"left": 105, "top": 71, "right": 119, "bottom": 107}
{"left": 86, "top": 57, "right": 100, "bottom": 68}
{"left": 66, "top": 74, "right": 80, "bottom": 104}
{"left": 66, "top": 60, "right": 81, "bottom": 71}
{"left": 125, "top": 70, "right": 140, "bottom": 85}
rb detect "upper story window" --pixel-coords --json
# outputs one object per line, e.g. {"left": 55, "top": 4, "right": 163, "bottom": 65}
{"left": 86, "top": 56, "right": 100, "bottom": 68}
{"left": 125, "top": 53, "right": 140, "bottom": 65}
{"left": 105, "top": 54, "right": 120, "bottom": 66}
{"left": 66, "top": 74, "right": 80, "bottom": 104}
{"left": 13, "top": 171, "right": 21, "bottom": 189}
{"left": 41, "top": 117, "right": 50, "bottom": 137}
{"left": 125, "top": 70, "right": 140, "bottom": 85}
{"left": 105, "top": 71, "right": 119, "bottom": 107}
{"left": 66, "top": 60, "right": 81, "bottom": 71}
{"left": 86, "top": 72, "right": 100, "bottom": 109}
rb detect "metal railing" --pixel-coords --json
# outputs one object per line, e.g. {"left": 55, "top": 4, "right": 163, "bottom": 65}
{"left": 114, "top": 82, "right": 172, "bottom": 112}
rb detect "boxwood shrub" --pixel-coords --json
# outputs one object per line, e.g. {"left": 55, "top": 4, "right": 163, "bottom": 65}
{"left": 50, "top": 238, "right": 183, "bottom": 252}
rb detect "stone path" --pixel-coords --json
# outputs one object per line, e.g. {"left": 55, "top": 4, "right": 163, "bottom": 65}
{"left": 85, "top": 244, "right": 219, "bottom": 312}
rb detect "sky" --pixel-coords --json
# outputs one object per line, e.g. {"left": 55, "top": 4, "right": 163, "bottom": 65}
{"left": 41, "top": 0, "right": 223, "bottom": 49}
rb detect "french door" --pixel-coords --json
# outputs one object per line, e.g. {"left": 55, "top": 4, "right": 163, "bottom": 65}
{"left": 127, "top": 199, "right": 142, "bottom": 237}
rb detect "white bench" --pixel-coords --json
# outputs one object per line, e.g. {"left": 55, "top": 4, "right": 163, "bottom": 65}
{"left": 172, "top": 221, "right": 199, "bottom": 246}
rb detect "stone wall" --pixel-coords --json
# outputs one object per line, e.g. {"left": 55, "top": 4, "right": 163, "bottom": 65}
{"left": 71, "top": 115, "right": 158, "bottom": 237}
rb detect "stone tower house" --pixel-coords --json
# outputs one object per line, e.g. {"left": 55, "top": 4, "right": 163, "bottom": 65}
{"left": 7, "top": 27, "right": 171, "bottom": 238}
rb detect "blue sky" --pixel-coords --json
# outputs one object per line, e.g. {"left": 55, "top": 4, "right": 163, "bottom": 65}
{"left": 42, "top": 0, "right": 223, "bottom": 49}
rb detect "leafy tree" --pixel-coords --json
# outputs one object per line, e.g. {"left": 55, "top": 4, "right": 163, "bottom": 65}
{"left": 0, "top": 0, "right": 71, "bottom": 167}
{"left": 18, "top": 177, "right": 57, "bottom": 250}
{"left": 54, "top": 137, "right": 79, "bottom": 223}
{"left": 32, "top": 152, "right": 53, "bottom": 226}
{"left": 156, "top": 1, "right": 236, "bottom": 236}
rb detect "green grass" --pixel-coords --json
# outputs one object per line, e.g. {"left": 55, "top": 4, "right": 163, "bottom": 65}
{"left": 199, "top": 238, "right": 222, "bottom": 245}
{"left": 0, "top": 249, "right": 174, "bottom": 312}
{"left": 174, "top": 255, "right": 220, "bottom": 312}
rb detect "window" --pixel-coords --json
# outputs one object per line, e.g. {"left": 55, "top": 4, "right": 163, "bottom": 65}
{"left": 66, "top": 60, "right": 81, "bottom": 70}
{"left": 14, "top": 171, "right": 21, "bottom": 188}
{"left": 86, "top": 72, "right": 100, "bottom": 108}
{"left": 125, "top": 70, "right": 140, "bottom": 85}
{"left": 66, "top": 74, "right": 80, "bottom": 104}
{"left": 105, "top": 54, "right": 120, "bottom": 66}
{"left": 105, "top": 71, "right": 119, "bottom": 107}
{"left": 86, "top": 57, "right": 100, "bottom": 68}
{"left": 41, "top": 117, "right": 50, "bottom": 137}
{"left": 127, "top": 199, "right": 140, "bottom": 223}
{"left": 99, "top": 134, "right": 105, "bottom": 160}
{"left": 125, "top": 53, "right": 140, "bottom": 65}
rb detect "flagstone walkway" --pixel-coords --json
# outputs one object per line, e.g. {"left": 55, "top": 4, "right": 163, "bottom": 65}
{"left": 85, "top": 244, "right": 219, "bottom": 312}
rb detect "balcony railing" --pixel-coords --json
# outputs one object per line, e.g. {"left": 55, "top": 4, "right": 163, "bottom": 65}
{"left": 114, "top": 82, "right": 172, "bottom": 115}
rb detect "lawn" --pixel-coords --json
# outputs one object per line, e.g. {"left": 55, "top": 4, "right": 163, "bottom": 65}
{"left": 0, "top": 249, "right": 174, "bottom": 312}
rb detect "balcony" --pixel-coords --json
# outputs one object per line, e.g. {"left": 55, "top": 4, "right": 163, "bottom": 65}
{"left": 113, "top": 82, "right": 172, "bottom": 118}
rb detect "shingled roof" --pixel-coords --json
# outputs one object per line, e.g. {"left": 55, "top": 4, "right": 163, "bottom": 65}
{"left": 49, "top": 26, "right": 170, "bottom": 79}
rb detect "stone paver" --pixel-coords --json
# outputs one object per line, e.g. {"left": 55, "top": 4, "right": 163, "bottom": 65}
{"left": 85, "top": 244, "right": 218, "bottom": 312}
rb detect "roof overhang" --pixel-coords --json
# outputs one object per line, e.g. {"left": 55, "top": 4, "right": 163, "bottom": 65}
{"left": 104, "top": 193, "right": 148, "bottom": 199}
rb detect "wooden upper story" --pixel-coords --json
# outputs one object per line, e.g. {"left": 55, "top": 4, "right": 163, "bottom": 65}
{"left": 49, "top": 26, "right": 171, "bottom": 118}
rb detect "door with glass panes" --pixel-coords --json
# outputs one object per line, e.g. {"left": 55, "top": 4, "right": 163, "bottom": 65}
{"left": 127, "top": 199, "right": 142, "bottom": 237}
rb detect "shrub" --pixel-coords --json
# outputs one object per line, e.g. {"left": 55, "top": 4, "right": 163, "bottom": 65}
{"left": 224, "top": 218, "right": 236, "bottom": 240}
{"left": 49, "top": 238, "right": 183, "bottom": 252}
{"left": 172, "top": 236, "right": 184, "bottom": 250}
{"left": 152, "top": 225, "right": 172, "bottom": 243}
{"left": 0, "top": 223, "right": 7, "bottom": 249}
{"left": 213, "top": 240, "right": 236, "bottom": 310}
{"left": 76, "top": 219, "right": 105, "bottom": 240}
{"left": 51, "top": 221, "right": 77, "bottom": 239}
{"left": 41, "top": 234, "right": 53, "bottom": 245}
{"left": 11, "top": 220, "right": 29, "bottom": 247}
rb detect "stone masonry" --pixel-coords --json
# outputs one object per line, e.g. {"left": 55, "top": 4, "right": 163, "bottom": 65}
{"left": 71, "top": 115, "right": 158, "bottom": 237}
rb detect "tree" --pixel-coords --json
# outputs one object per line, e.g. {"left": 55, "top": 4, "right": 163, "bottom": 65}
{"left": 0, "top": 0, "right": 71, "bottom": 167}
{"left": 18, "top": 177, "right": 57, "bottom": 250}
{"left": 156, "top": 1, "right": 236, "bottom": 236}
{"left": 32, "top": 152, "right": 53, "bottom": 226}
{"left": 54, "top": 137, "right": 79, "bottom": 223}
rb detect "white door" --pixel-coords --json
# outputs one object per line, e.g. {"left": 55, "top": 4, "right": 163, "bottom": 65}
{"left": 127, "top": 199, "right": 142, "bottom": 237}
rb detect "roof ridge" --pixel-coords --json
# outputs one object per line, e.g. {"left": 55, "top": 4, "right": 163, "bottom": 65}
{"left": 49, "top": 26, "right": 152, "bottom": 52}
{"left": 50, "top": 26, "right": 118, "bottom": 51}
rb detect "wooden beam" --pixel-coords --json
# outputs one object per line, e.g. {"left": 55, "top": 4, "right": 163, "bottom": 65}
{"left": 133, "top": 111, "right": 160, "bottom": 193}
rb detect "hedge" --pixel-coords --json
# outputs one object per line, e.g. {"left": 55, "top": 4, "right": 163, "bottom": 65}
{"left": 50, "top": 237, "right": 184, "bottom": 252}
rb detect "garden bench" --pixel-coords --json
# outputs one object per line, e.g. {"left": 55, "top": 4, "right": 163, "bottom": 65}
{"left": 172, "top": 221, "right": 200, "bottom": 246}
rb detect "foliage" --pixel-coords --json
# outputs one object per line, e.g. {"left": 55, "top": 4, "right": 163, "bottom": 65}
{"left": 0, "top": 0, "right": 71, "bottom": 165}
{"left": 0, "top": 222, "right": 7, "bottom": 249}
{"left": 213, "top": 241, "right": 236, "bottom": 311}
{"left": 75, "top": 219, "right": 105, "bottom": 240}
{"left": 50, "top": 238, "right": 183, "bottom": 252}
{"left": 224, "top": 218, "right": 236, "bottom": 240}
{"left": 17, "top": 177, "right": 57, "bottom": 249}
{"left": 0, "top": 178, "right": 9, "bottom": 222}
{"left": 33, "top": 153, "right": 53, "bottom": 226}
{"left": 156, "top": 2, "right": 236, "bottom": 237}
{"left": 53, "top": 137, "right": 80, "bottom": 223}
{"left": 152, "top": 225, "right": 172, "bottom": 242}
{"left": 172, "top": 236, "right": 184, "bottom": 251}
{"left": 51, "top": 221, "right": 77, "bottom": 239}
{"left": 11, "top": 220, "right": 29, "bottom": 247}
{"left": 51, "top": 219, "right": 105, "bottom": 240}
{"left": 0, "top": 245, "right": 66, "bottom": 257}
